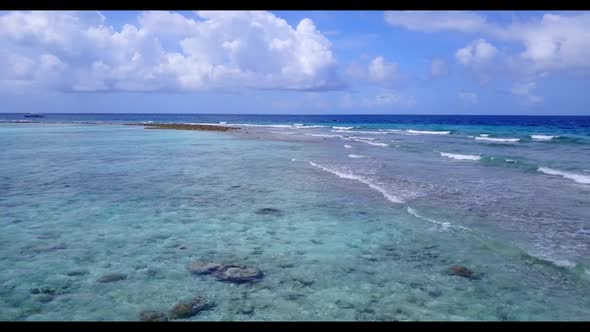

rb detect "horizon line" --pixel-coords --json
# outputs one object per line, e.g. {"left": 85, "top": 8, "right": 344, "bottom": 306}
{"left": 2, "top": 112, "right": 590, "bottom": 117}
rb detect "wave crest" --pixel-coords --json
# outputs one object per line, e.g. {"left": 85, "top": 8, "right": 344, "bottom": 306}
{"left": 537, "top": 167, "right": 590, "bottom": 184}
{"left": 440, "top": 152, "right": 481, "bottom": 161}
{"left": 307, "top": 161, "right": 404, "bottom": 204}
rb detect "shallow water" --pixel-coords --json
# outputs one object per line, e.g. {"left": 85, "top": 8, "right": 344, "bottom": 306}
{"left": 1, "top": 120, "right": 590, "bottom": 321}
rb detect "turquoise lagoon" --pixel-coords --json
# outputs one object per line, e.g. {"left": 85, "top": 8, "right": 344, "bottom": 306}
{"left": 1, "top": 119, "right": 590, "bottom": 321}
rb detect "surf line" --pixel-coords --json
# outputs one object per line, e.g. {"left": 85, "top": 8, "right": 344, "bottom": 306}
{"left": 291, "top": 158, "right": 470, "bottom": 231}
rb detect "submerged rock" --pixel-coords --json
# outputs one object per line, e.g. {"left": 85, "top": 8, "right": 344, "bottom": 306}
{"left": 187, "top": 261, "right": 224, "bottom": 275}
{"left": 139, "top": 310, "right": 168, "bottom": 322}
{"left": 427, "top": 288, "right": 443, "bottom": 298}
{"left": 293, "top": 278, "right": 314, "bottom": 287}
{"left": 187, "top": 261, "right": 264, "bottom": 284}
{"left": 66, "top": 269, "right": 89, "bottom": 277}
{"left": 213, "top": 266, "right": 264, "bottom": 283}
{"left": 237, "top": 304, "right": 255, "bottom": 315}
{"left": 146, "top": 267, "right": 166, "bottom": 280}
{"left": 40, "top": 287, "right": 56, "bottom": 295}
{"left": 335, "top": 299, "right": 355, "bottom": 309}
{"left": 37, "top": 294, "right": 54, "bottom": 303}
{"left": 97, "top": 273, "right": 127, "bottom": 283}
{"left": 448, "top": 265, "right": 479, "bottom": 279}
{"left": 255, "top": 208, "right": 283, "bottom": 216}
{"left": 169, "top": 296, "right": 212, "bottom": 319}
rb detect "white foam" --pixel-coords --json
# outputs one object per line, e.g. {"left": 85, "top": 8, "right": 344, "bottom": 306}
{"left": 348, "top": 154, "right": 367, "bottom": 159}
{"left": 353, "top": 139, "right": 389, "bottom": 147}
{"left": 331, "top": 130, "right": 389, "bottom": 134}
{"left": 307, "top": 161, "right": 404, "bottom": 203}
{"left": 294, "top": 125, "right": 326, "bottom": 129}
{"left": 219, "top": 121, "right": 227, "bottom": 124}
{"left": 551, "top": 259, "right": 577, "bottom": 268}
{"left": 305, "top": 133, "right": 344, "bottom": 138}
{"left": 531, "top": 134, "right": 558, "bottom": 141}
{"left": 353, "top": 130, "right": 390, "bottom": 134}
{"left": 440, "top": 152, "right": 481, "bottom": 161}
{"left": 203, "top": 123, "right": 327, "bottom": 129}
{"left": 407, "top": 207, "right": 451, "bottom": 229}
{"left": 349, "top": 136, "right": 376, "bottom": 140}
{"left": 406, "top": 130, "right": 451, "bottom": 135}
{"left": 479, "top": 134, "right": 489, "bottom": 137}
{"left": 333, "top": 126, "right": 353, "bottom": 130}
{"left": 343, "top": 144, "right": 352, "bottom": 149}
{"left": 505, "top": 159, "right": 517, "bottom": 163}
{"left": 537, "top": 167, "right": 590, "bottom": 184}
{"left": 475, "top": 136, "right": 520, "bottom": 143}
{"left": 269, "top": 131, "right": 295, "bottom": 135}
{"left": 216, "top": 123, "right": 293, "bottom": 128}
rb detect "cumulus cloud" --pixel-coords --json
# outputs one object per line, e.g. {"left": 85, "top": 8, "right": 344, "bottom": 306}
{"left": 457, "top": 90, "right": 479, "bottom": 104}
{"left": 368, "top": 56, "right": 399, "bottom": 84}
{"left": 345, "top": 56, "right": 403, "bottom": 89}
{"left": 454, "top": 39, "right": 500, "bottom": 84}
{"left": 456, "top": 39, "right": 497, "bottom": 65}
{"left": 430, "top": 58, "right": 449, "bottom": 78}
{"left": 386, "top": 11, "right": 590, "bottom": 76}
{"left": 0, "top": 11, "right": 343, "bottom": 93}
{"left": 384, "top": 11, "right": 489, "bottom": 33}
{"left": 511, "top": 81, "right": 543, "bottom": 104}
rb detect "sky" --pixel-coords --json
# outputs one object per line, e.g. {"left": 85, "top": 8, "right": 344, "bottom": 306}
{"left": 0, "top": 10, "right": 589, "bottom": 115}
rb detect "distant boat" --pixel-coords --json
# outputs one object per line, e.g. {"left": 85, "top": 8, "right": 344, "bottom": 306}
{"left": 24, "top": 113, "right": 44, "bottom": 118}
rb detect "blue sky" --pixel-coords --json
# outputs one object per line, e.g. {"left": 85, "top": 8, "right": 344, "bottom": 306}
{"left": 0, "top": 10, "right": 589, "bottom": 114}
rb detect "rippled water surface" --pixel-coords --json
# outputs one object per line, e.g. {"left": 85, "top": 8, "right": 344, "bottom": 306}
{"left": 1, "top": 115, "right": 590, "bottom": 321}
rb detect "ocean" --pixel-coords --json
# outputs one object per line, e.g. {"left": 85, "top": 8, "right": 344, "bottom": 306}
{"left": 1, "top": 113, "right": 589, "bottom": 320}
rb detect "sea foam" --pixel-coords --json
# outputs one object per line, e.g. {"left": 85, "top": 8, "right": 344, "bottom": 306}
{"left": 531, "top": 135, "right": 558, "bottom": 141}
{"left": 440, "top": 152, "right": 481, "bottom": 161}
{"left": 406, "top": 130, "right": 451, "bottom": 135}
{"left": 306, "top": 133, "right": 344, "bottom": 138}
{"left": 348, "top": 154, "right": 367, "bottom": 159}
{"left": 353, "top": 139, "right": 389, "bottom": 147}
{"left": 475, "top": 137, "right": 520, "bottom": 143}
{"left": 407, "top": 207, "right": 451, "bottom": 229}
{"left": 537, "top": 167, "right": 590, "bottom": 184}
{"left": 307, "top": 161, "right": 404, "bottom": 203}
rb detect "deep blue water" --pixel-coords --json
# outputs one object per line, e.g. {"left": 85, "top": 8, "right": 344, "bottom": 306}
{"left": 2, "top": 113, "right": 590, "bottom": 129}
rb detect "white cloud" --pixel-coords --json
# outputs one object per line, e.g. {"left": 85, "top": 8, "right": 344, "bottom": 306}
{"left": 456, "top": 39, "right": 497, "bottom": 66}
{"left": 345, "top": 56, "right": 402, "bottom": 88}
{"left": 455, "top": 39, "right": 500, "bottom": 84}
{"left": 511, "top": 81, "right": 543, "bottom": 104}
{"left": 503, "top": 13, "right": 590, "bottom": 74}
{"left": 384, "top": 11, "right": 489, "bottom": 33}
{"left": 0, "top": 11, "right": 342, "bottom": 93}
{"left": 368, "top": 56, "right": 399, "bottom": 84}
{"left": 430, "top": 58, "right": 449, "bottom": 78}
{"left": 387, "top": 11, "right": 590, "bottom": 76}
{"left": 457, "top": 90, "right": 479, "bottom": 104}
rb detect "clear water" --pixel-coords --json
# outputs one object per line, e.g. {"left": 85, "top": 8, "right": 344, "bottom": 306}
{"left": 1, "top": 114, "right": 590, "bottom": 321}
